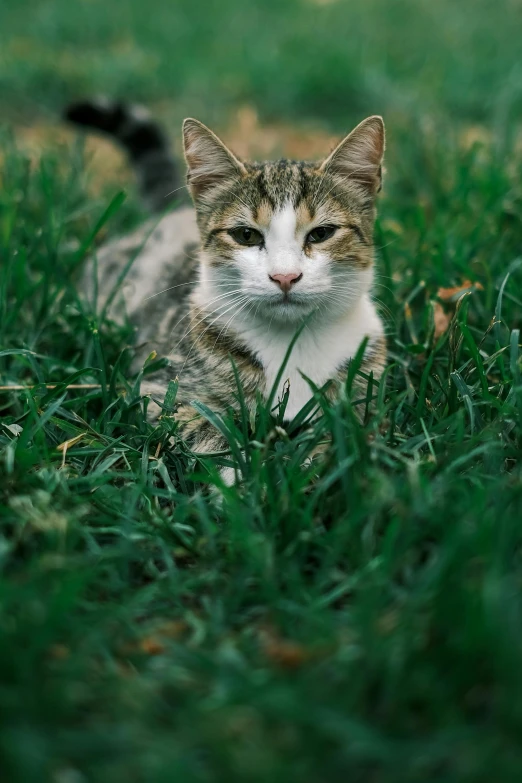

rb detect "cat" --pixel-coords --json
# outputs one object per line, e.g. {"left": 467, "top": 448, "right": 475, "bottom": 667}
{"left": 66, "top": 100, "right": 387, "bottom": 469}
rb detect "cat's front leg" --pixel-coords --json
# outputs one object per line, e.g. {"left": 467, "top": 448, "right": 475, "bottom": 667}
{"left": 177, "top": 408, "right": 239, "bottom": 487}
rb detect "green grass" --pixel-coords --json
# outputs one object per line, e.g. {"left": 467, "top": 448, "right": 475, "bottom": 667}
{"left": 1, "top": 0, "right": 522, "bottom": 130}
{"left": 2, "top": 0, "right": 522, "bottom": 780}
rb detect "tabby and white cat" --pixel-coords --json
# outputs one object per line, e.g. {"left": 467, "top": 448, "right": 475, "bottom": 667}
{"left": 67, "top": 101, "right": 387, "bottom": 461}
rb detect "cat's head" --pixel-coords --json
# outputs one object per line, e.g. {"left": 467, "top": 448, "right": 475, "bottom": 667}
{"left": 182, "top": 116, "right": 385, "bottom": 325}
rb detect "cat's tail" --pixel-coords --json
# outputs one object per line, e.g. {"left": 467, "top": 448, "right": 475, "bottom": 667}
{"left": 64, "top": 98, "right": 181, "bottom": 212}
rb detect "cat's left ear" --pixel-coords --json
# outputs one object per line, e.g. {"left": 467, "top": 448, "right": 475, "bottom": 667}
{"left": 182, "top": 118, "right": 246, "bottom": 200}
{"left": 320, "top": 116, "right": 385, "bottom": 195}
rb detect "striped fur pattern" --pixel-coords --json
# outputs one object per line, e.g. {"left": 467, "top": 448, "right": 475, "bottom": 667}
{"left": 65, "top": 98, "right": 180, "bottom": 212}
{"left": 82, "top": 112, "right": 387, "bottom": 469}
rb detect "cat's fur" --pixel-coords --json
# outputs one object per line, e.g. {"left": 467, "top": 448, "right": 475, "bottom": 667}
{"left": 66, "top": 99, "right": 180, "bottom": 211}
{"left": 70, "top": 102, "right": 387, "bottom": 462}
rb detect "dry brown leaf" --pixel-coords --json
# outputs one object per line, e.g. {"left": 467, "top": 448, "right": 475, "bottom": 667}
{"left": 120, "top": 620, "right": 188, "bottom": 658}
{"left": 48, "top": 644, "right": 70, "bottom": 660}
{"left": 433, "top": 302, "right": 452, "bottom": 340}
{"left": 263, "top": 638, "right": 309, "bottom": 669}
{"left": 260, "top": 628, "right": 311, "bottom": 670}
{"left": 139, "top": 637, "right": 165, "bottom": 656}
{"left": 153, "top": 620, "right": 188, "bottom": 638}
{"left": 437, "top": 280, "right": 483, "bottom": 302}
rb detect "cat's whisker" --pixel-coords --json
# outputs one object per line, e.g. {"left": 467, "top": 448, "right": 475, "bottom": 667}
{"left": 179, "top": 297, "right": 250, "bottom": 373}
{"left": 179, "top": 302, "right": 249, "bottom": 370}
{"left": 372, "top": 298, "right": 397, "bottom": 325}
{"left": 210, "top": 298, "right": 253, "bottom": 354}
{"left": 374, "top": 238, "right": 400, "bottom": 252}
{"left": 372, "top": 276, "right": 396, "bottom": 288}
{"left": 163, "top": 182, "right": 191, "bottom": 198}
{"left": 167, "top": 289, "right": 245, "bottom": 348}
{"left": 172, "top": 289, "right": 246, "bottom": 347}
{"left": 144, "top": 279, "right": 239, "bottom": 302}
{"left": 143, "top": 281, "right": 201, "bottom": 301}
{"left": 181, "top": 291, "right": 248, "bottom": 336}
{"left": 372, "top": 284, "right": 396, "bottom": 297}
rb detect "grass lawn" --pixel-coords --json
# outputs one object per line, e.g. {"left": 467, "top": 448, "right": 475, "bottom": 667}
{"left": 1, "top": 1, "right": 522, "bottom": 781}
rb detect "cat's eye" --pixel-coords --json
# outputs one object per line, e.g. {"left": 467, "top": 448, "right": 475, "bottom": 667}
{"left": 307, "top": 225, "right": 337, "bottom": 244}
{"left": 229, "top": 227, "right": 264, "bottom": 247}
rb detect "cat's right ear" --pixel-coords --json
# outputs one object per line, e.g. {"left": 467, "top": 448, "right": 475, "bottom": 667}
{"left": 182, "top": 119, "right": 246, "bottom": 200}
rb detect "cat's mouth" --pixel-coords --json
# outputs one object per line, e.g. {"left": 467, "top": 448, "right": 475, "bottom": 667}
{"left": 246, "top": 286, "right": 320, "bottom": 308}
{"left": 243, "top": 287, "right": 324, "bottom": 318}
{"left": 259, "top": 292, "right": 318, "bottom": 320}
{"left": 268, "top": 292, "right": 310, "bottom": 306}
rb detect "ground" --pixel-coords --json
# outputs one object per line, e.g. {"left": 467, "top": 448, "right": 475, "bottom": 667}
{"left": 1, "top": 1, "right": 522, "bottom": 781}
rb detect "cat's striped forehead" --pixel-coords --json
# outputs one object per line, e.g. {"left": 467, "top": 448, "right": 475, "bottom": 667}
{"left": 246, "top": 160, "right": 319, "bottom": 209}
{"left": 203, "top": 158, "right": 370, "bottom": 233}
{"left": 184, "top": 115, "right": 384, "bottom": 228}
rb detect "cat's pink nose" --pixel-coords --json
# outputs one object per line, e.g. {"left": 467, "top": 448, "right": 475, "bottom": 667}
{"left": 269, "top": 272, "right": 303, "bottom": 294}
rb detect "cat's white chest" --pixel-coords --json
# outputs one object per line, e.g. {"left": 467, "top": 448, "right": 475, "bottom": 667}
{"left": 262, "top": 343, "right": 336, "bottom": 419}
{"left": 241, "top": 296, "right": 383, "bottom": 420}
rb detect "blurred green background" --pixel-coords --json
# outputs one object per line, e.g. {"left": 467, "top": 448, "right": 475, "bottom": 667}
{"left": 2, "top": 4, "right": 522, "bottom": 783}
{"left": 1, "top": 0, "right": 521, "bottom": 134}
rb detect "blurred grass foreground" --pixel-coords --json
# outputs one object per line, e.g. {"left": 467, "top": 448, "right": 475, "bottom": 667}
{"left": 1, "top": 0, "right": 522, "bottom": 781}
